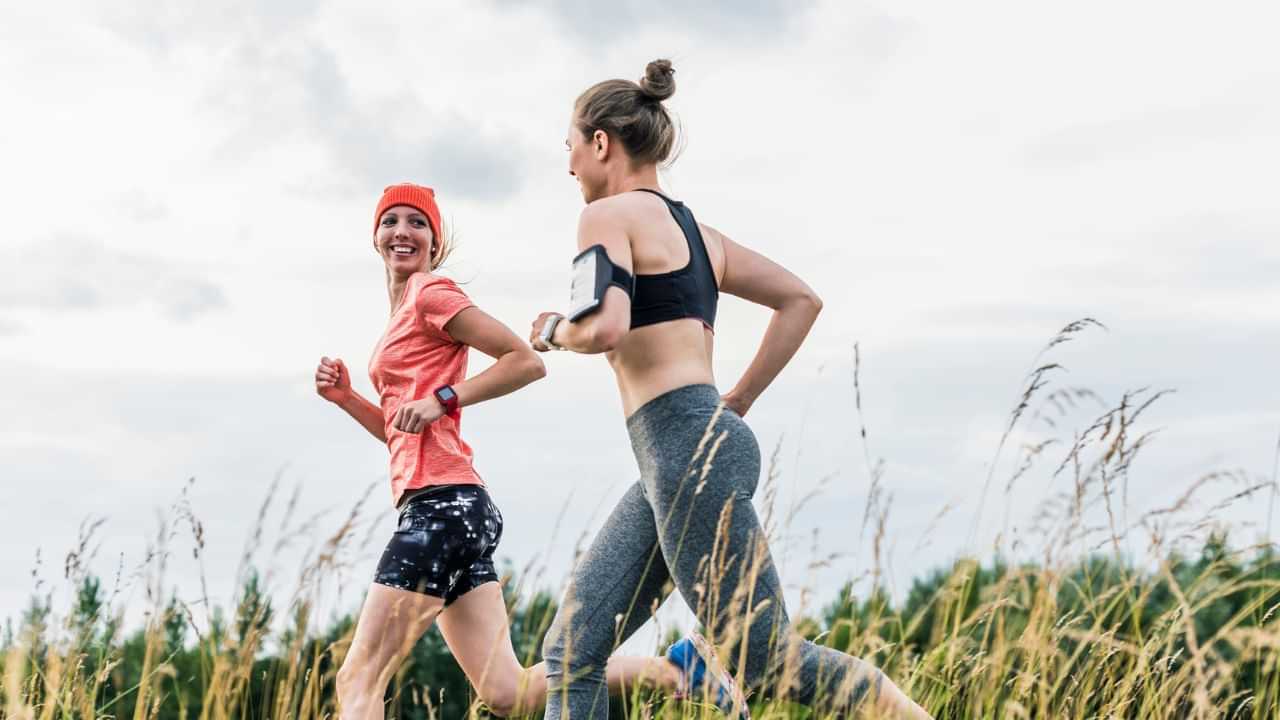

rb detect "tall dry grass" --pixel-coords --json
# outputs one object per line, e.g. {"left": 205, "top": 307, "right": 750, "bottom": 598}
{"left": 3, "top": 320, "right": 1278, "bottom": 719}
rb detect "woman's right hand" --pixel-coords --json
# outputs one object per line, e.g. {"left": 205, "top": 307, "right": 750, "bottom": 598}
{"left": 315, "top": 356, "right": 353, "bottom": 404}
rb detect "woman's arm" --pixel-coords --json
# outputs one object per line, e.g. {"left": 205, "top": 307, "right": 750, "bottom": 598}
{"left": 391, "top": 307, "right": 547, "bottom": 434}
{"left": 716, "top": 233, "right": 823, "bottom": 417}
{"left": 530, "top": 202, "right": 632, "bottom": 354}
{"left": 335, "top": 392, "right": 389, "bottom": 443}
{"left": 315, "top": 357, "right": 388, "bottom": 443}
{"left": 446, "top": 307, "right": 547, "bottom": 406}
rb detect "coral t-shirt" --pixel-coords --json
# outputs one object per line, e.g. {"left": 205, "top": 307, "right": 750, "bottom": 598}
{"left": 368, "top": 272, "right": 481, "bottom": 506}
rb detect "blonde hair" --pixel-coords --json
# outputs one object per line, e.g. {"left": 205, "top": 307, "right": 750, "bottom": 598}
{"left": 427, "top": 218, "right": 454, "bottom": 272}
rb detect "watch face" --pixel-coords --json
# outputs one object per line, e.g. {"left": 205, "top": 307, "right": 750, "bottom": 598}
{"left": 436, "top": 387, "right": 457, "bottom": 403}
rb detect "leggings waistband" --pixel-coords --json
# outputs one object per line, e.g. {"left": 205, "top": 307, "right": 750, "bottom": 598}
{"left": 397, "top": 483, "right": 487, "bottom": 511}
{"left": 625, "top": 383, "right": 721, "bottom": 433}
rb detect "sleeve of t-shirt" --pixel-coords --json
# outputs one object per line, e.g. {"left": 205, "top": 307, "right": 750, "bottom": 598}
{"left": 415, "top": 276, "right": 475, "bottom": 342}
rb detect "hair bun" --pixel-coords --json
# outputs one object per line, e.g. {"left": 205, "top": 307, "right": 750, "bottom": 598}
{"left": 639, "top": 59, "right": 675, "bottom": 102}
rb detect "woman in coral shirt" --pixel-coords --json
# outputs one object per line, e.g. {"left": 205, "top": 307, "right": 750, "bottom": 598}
{"left": 315, "top": 184, "right": 707, "bottom": 718}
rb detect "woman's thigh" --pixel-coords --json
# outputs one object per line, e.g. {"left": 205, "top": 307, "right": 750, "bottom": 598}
{"left": 643, "top": 418, "right": 787, "bottom": 680}
{"left": 644, "top": 412, "right": 767, "bottom": 587}
{"left": 344, "top": 583, "right": 444, "bottom": 681}
{"left": 436, "top": 582, "right": 527, "bottom": 699}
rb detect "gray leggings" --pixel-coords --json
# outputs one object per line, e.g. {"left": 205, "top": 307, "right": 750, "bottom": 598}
{"left": 543, "top": 384, "right": 884, "bottom": 718}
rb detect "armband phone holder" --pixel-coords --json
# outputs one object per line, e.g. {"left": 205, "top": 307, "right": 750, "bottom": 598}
{"left": 568, "top": 244, "right": 634, "bottom": 321}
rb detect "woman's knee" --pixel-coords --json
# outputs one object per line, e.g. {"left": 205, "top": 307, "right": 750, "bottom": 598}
{"left": 473, "top": 664, "right": 537, "bottom": 717}
{"left": 540, "top": 616, "right": 609, "bottom": 685}
{"left": 540, "top": 615, "right": 569, "bottom": 669}
{"left": 335, "top": 659, "right": 365, "bottom": 699}
{"left": 817, "top": 654, "right": 889, "bottom": 713}
{"left": 336, "top": 651, "right": 393, "bottom": 700}
{"left": 478, "top": 683, "right": 520, "bottom": 717}
{"left": 541, "top": 608, "right": 600, "bottom": 663}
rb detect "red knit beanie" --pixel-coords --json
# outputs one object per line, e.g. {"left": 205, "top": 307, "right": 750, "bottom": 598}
{"left": 373, "top": 183, "right": 442, "bottom": 239}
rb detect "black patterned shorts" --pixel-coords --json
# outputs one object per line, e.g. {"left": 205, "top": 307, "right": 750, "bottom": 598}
{"left": 373, "top": 484, "right": 503, "bottom": 604}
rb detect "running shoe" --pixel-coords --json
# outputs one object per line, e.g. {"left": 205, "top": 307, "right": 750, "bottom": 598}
{"left": 666, "top": 632, "right": 751, "bottom": 719}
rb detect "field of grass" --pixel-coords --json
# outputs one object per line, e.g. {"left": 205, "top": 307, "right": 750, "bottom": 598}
{"left": 5, "top": 321, "right": 1279, "bottom": 719}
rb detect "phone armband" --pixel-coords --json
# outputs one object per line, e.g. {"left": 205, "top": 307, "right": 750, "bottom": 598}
{"left": 568, "top": 244, "right": 634, "bottom": 321}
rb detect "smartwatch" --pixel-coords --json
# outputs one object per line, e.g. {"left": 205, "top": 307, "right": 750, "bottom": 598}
{"left": 540, "top": 313, "right": 566, "bottom": 350}
{"left": 433, "top": 385, "right": 460, "bottom": 420}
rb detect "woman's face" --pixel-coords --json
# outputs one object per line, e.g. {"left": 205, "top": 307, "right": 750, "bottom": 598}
{"left": 373, "top": 205, "right": 436, "bottom": 277}
{"left": 566, "top": 121, "right": 605, "bottom": 204}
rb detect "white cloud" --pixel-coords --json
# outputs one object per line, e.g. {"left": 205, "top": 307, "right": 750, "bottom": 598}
{"left": 493, "top": 0, "right": 820, "bottom": 43}
{"left": 1020, "top": 101, "right": 1276, "bottom": 170}
{"left": 1, "top": 237, "right": 226, "bottom": 321}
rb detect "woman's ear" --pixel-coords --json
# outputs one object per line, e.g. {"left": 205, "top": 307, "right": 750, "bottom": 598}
{"left": 593, "top": 129, "right": 609, "bottom": 159}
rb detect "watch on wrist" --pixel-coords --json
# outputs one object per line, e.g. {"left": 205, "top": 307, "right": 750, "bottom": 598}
{"left": 433, "top": 385, "right": 460, "bottom": 419}
{"left": 540, "top": 313, "right": 565, "bottom": 350}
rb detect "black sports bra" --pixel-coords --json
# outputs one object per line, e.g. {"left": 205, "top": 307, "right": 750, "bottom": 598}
{"left": 619, "top": 189, "right": 719, "bottom": 331}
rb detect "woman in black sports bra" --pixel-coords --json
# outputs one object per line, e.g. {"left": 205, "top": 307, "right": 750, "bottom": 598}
{"left": 529, "top": 60, "right": 933, "bottom": 719}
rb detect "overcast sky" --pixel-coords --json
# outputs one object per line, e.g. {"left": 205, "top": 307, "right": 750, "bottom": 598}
{"left": 2, "top": 1, "right": 1278, "bottom": 646}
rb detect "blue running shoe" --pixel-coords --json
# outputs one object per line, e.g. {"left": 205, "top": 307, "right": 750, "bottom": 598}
{"left": 666, "top": 632, "right": 750, "bottom": 719}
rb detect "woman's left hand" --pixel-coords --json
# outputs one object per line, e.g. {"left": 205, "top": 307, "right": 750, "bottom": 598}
{"left": 721, "top": 392, "right": 752, "bottom": 418}
{"left": 393, "top": 397, "right": 445, "bottom": 433}
{"left": 529, "top": 311, "right": 560, "bottom": 352}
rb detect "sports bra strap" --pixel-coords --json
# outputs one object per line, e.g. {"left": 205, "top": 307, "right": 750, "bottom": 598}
{"left": 632, "top": 187, "right": 670, "bottom": 201}
{"left": 625, "top": 188, "right": 719, "bottom": 330}
{"left": 630, "top": 188, "right": 708, "bottom": 267}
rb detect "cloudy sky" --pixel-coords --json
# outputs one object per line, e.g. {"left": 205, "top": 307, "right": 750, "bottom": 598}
{"left": 2, "top": 0, "right": 1278, "bottom": 645}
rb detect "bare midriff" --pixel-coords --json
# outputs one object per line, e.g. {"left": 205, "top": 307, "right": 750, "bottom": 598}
{"left": 609, "top": 319, "right": 716, "bottom": 417}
